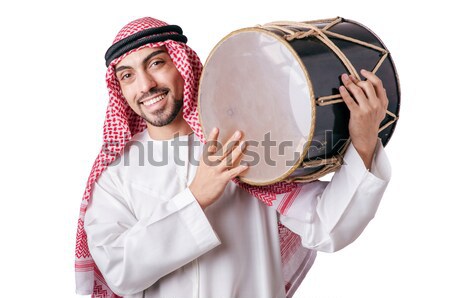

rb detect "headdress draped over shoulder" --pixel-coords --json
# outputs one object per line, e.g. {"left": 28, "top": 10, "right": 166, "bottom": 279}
{"left": 75, "top": 17, "right": 315, "bottom": 297}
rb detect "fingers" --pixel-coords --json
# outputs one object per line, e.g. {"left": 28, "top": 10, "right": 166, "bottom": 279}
{"left": 360, "top": 69, "right": 389, "bottom": 109}
{"left": 225, "top": 140, "right": 249, "bottom": 178}
{"left": 340, "top": 70, "right": 388, "bottom": 109}
{"left": 227, "top": 162, "right": 249, "bottom": 178}
{"left": 340, "top": 84, "right": 358, "bottom": 112}
{"left": 206, "top": 127, "right": 219, "bottom": 154}
{"left": 360, "top": 69, "right": 385, "bottom": 97}
{"left": 341, "top": 73, "right": 371, "bottom": 108}
{"left": 219, "top": 130, "right": 242, "bottom": 159}
{"left": 220, "top": 140, "right": 247, "bottom": 169}
{"left": 203, "top": 129, "right": 248, "bottom": 173}
{"left": 352, "top": 74, "right": 377, "bottom": 103}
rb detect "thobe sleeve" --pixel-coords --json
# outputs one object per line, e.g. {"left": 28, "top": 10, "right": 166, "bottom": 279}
{"left": 272, "top": 139, "right": 391, "bottom": 252}
{"left": 84, "top": 170, "right": 221, "bottom": 296}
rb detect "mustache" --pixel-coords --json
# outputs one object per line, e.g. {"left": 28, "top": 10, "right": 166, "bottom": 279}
{"left": 138, "top": 87, "right": 170, "bottom": 103}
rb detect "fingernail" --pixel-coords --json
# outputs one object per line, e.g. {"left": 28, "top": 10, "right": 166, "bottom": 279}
{"left": 339, "top": 85, "right": 345, "bottom": 92}
{"left": 212, "top": 127, "right": 218, "bottom": 133}
{"left": 361, "top": 69, "right": 368, "bottom": 74}
{"left": 234, "top": 130, "right": 241, "bottom": 138}
{"left": 342, "top": 73, "right": 349, "bottom": 81}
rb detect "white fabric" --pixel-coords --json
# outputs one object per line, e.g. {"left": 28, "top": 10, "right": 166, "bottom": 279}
{"left": 84, "top": 130, "right": 390, "bottom": 298}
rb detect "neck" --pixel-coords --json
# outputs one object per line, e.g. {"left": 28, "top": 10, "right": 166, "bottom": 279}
{"left": 146, "top": 117, "right": 193, "bottom": 140}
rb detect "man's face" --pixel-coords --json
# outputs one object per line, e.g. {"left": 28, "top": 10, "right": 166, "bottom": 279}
{"left": 115, "top": 46, "right": 185, "bottom": 127}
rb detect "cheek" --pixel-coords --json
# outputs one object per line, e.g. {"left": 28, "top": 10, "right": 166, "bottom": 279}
{"left": 163, "top": 63, "right": 184, "bottom": 90}
{"left": 177, "top": 78, "right": 185, "bottom": 96}
{"left": 173, "top": 72, "right": 185, "bottom": 96}
{"left": 120, "top": 86, "right": 136, "bottom": 106}
{"left": 124, "top": 96, "right": 136, "bottom": 110}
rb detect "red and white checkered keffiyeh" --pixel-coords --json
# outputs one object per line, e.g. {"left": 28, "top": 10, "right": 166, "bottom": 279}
{"left": 75, "top": 17, "right": 315, "bottom": 297}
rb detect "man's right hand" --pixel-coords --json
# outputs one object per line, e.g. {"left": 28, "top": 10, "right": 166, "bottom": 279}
{"left": 189, "top": 128, "right": 249, "bottom": 210}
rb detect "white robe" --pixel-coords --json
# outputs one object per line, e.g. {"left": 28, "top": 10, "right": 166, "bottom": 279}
{"left": 84, "top": 130, "right": 391, "bottom": 298}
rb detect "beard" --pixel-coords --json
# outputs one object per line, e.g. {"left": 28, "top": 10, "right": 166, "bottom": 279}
{"left": 138, "top": 90, "right": 184, "bottom": 127}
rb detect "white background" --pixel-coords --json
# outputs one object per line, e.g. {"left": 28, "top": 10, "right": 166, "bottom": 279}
{"left": 1, "top": 0, "right": 448, "bottom": 297}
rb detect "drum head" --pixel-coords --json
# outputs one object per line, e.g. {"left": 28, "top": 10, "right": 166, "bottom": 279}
{"left": 199, "top": 28, "right": 315, "bottom": 185}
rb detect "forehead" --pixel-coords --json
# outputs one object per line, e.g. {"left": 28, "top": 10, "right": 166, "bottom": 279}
{"left": 115, "top": 46, "right": 168, "bottom": 69}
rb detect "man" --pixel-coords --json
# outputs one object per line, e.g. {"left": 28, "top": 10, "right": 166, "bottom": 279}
{"left": 75, "top": 17, "right": 391, "bottom": 298}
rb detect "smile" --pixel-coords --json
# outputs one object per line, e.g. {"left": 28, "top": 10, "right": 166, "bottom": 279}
{"left": 141, "top": 92, "right": 167, "bottom": 106}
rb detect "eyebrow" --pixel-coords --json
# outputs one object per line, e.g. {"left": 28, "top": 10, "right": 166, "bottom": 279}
{"left": 115, "top": 50, "right": 166, "bottom": 73}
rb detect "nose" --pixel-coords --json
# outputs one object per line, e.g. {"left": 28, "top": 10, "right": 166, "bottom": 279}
{"left": 137, "top": 71, "right": 157, "bottom": 94}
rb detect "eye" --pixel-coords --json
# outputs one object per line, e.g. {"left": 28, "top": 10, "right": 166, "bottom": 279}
{"left": 149, "top": 59, "right": 165, "bottom": 68}
{"left": 119, "top": 72, "right": 133, "bottom": 81}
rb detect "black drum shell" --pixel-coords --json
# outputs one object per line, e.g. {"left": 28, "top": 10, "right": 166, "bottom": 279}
{"left": 282, "top": 19, "right": 400, "bottom": 175}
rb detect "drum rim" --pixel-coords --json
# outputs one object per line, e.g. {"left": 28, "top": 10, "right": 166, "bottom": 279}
{"left": 198, "top": 27, "right": 317, "bottom": 186}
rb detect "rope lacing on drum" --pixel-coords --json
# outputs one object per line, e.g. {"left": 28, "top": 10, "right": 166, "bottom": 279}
{"left": 262, "top": 18, "right": 361, "bottom": 79}
{"left": 258, "top": 17, "right": 399, "bottom": 183}
{"left": 260, "top": 17, "right": 398, "bottom": 135}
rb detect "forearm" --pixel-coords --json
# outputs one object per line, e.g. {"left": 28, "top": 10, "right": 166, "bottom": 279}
{"left": 277, "top": 140, "right": 391, "bottom": 252}
{"left": 85, "top": 187, "right": 220, "bottom": 296}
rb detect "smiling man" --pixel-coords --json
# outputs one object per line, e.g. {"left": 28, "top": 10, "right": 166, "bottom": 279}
{"left": 75, "top": 17, "right": 391, "bottom": 298}
{"left": 115, "top": 48, "right": 186, "bottom": 130}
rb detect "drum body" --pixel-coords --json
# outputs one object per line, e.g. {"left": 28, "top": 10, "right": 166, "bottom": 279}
{"left": 198, "top": 18, "right": 400, "bottom": 185}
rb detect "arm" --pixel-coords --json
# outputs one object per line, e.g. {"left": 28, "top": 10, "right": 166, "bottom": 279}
{"left": 189, "top": 128, "right": 248, "bottom": 209}
{"left": 85, "top": 128, "right": 247, "bottom": 295}
{"left": 84, "top": 170, "right": 220, "bottom": 296}
{"left": 274, "top": 70, "right": 391, "bottom": 252}
{"left": 274, "top": 139, "right": 391, "bottom": 252}
{"left": 339, "top": 70, "right": 389, "bottom": 169}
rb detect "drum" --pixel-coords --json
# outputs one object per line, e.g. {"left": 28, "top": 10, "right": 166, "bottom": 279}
{"left": 198, "top": 17, "right": 400, "bottom": 186}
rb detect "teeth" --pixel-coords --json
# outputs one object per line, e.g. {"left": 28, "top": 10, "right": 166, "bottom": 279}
{"left": 143, "top": 94, "right": 165, "bottom": 106}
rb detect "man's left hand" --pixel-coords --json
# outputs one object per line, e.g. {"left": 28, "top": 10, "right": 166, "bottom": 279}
{"left": 339, "top": 69, "right": 389, "bottom": 169}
